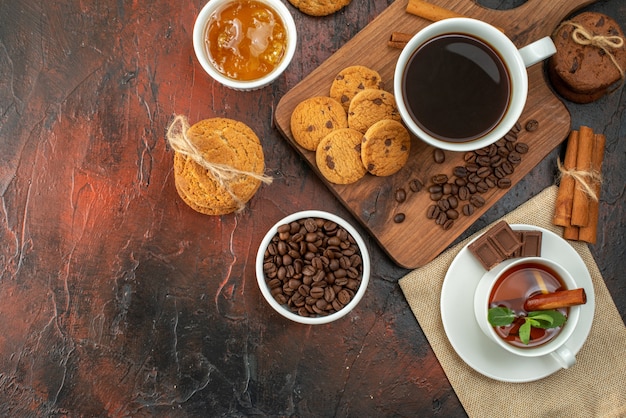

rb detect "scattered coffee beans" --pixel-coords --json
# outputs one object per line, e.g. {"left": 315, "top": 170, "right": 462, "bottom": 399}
{"left": 423, "top": 122, "right": 531, "bottom": 229}
{"left": 263, "top": 217, "right": 363, "bottom": 317}
{"left": 383, "top": 120, "right": 531, "bottom": 231}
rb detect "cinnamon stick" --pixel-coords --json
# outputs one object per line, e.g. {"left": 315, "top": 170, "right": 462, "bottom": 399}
{"left": 406, "top": 0, "right": 466, "bottom": 22}
{"left": 405, "top": 0, "right": 505, "bottom": 32}
{"left": 570, "top": 125, "right": 594, "bottom": 227}
{"left": 524, "top": 288, "right": 587, "bottom": 311}
{"left": 579, "top": 133, "right": 606, "bottom": 243}
{"left": 563, "top": 224, "right": 579, "bottom": 241}
{"left": 553, "top": 130, "right": 579, "bottom": 227}
{"left": 388, "top": 32, "right": 414, "bottom": 49}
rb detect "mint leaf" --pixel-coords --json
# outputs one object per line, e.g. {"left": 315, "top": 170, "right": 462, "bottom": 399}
{"left": 526, "top": 313, "right": 554, "bottom": 328}
{"left": 519, "top": 320, "right": 532, "bottom": 345}
{"left": 488, "top": 307, "right": 516, "bottom": 326}
{"left": 528, "top": 310, "right": 567, "bottom": 328}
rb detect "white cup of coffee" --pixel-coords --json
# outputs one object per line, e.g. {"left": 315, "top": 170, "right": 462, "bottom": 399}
{"left": 394, "top": 18, "right": 556, "bottom": 152}
{"left": 474, "top": 257, "right": 581, "bottom": 369}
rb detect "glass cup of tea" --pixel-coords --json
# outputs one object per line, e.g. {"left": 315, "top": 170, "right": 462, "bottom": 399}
{"left": 393, "top": 18, "right": 556, "bottom": 152}
{"left": 473, "top": 257, "right": 582, "bottom": 369}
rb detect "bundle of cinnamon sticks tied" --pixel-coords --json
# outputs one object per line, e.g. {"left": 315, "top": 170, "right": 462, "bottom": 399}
{"left": 553, "top": 126, "right": 605, "bottom": 243}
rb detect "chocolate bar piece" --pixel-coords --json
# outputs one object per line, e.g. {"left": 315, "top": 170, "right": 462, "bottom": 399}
{"left": 468, "top": 221, "right": 522, "bottom": 270}
{"left": 519, "top": 230, "right": 542, "bottom": 257}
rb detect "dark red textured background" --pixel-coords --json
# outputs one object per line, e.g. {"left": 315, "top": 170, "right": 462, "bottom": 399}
{"left": 0, "top": 0, "right": 624, "bottom": 416}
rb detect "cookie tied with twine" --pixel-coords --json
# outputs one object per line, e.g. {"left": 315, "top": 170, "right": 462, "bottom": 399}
{"left": 549, "top": 12, "right": 626, "bottom": 103}
{"left": 167, "top": 115, "right": 272, "bottom": 215}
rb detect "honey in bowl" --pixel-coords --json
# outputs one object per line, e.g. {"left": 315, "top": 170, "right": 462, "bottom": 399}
{"left": 205, "top": 0, "right": 287, "bottom": 81}
{"left": 489, "top": 261, "right": 569, "bottom": 348}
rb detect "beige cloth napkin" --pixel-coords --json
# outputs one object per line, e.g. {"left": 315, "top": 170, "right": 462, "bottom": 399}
{"left": 399, "top": 186, "right": 626, "bottom": 418}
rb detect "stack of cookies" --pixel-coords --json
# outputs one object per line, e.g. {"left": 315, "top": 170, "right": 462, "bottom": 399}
{"left": 290, "top": 65, "right": 411, "bottom": 184}
{"left": 171, "top": 117, "right": 268, "bottom": 215}
{"left": 548, "top": 12, "right": 625, "bottom": 104}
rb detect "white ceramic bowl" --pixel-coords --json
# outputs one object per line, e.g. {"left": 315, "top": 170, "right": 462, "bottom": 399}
{"left": 193, "top": 0, "right": 297, "bottom": 91}
{"left": 256, "top": 210, "right": 370, "bottom": 325}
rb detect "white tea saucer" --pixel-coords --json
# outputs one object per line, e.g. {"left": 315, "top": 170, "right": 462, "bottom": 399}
{"left": 440, "top": 224, "right": 595, "bottom": 382}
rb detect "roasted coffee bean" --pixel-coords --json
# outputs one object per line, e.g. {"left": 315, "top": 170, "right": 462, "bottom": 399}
{"left": 497, "top": 146, "right": 510, "bottom": 158}
{"left": 436, "top": 212, "right": 447, "bottom": 225}
{"left": 263, "top": 217, "right": 363, "bottom": 317}
{"left": 395, "top": 188, "right": 407, "bottom": 203}
{"left": 475, "top": 147, "right": 488, "bottom": 156}
{"left": 409, "top": 178, "right": 423, "bottom": 192}
{"left": 508, "top": 151, "right": 521, "bottom": 165}
{"left": 477, "top": 166, "right": 491, "bottom": 178}
{"left": 494, "top": 166, "right": 506, "bottom": 179}
{"left": 458, "top": 186, "right": 470, "bottom": 201}
{"left": 525, "top": 119, "right": 539, "bottom": 131}
{"left": 433, "top": 148, "right": 445, "bottom": 163}
{"left": 429, "top": 185, "right": 442, "bottom": 194}
{"left": 467, "top": 182, "right": 477, "bottom": 194}
{"left": 462, "top": 203, "right": 474, "bottom": 216}
{"left": 502, "top": 161, "right": 514, "bottom": 175}
{"left": 337, "top": 289, "right": 352, "bottom": 305}
{"left": 427, "top": 205, "right": 440, "bottom": 219}
{"left": 455, "top": 178, "right": 467, "bottom": 187}
{"left": 466, "top": 163, "right": 479, "bottom": 173}
{"left": 323, "top": 287, "right": 335, "bottom": 303}
{"left": 394, "top": 213, "right": 406, "bottom": 223}
{"left": 515, "top": 142, "right": 529, "bottom": 153}
{"left": 463, "top": 152, "right": 477, "bottom": 163}
{"left": 448, "top": 195, "right": 458, "bottom": 209}
{"left": 442, "top": 219, "right": 454, "bottom": 230}
{"left": 446, "top": 209, "right": 459, "bottom": 220}
{"left": 504, "top": 131, "right": 517, "bottom": 142}
{"left": 442, "top": 183, "right": 453, "bottom": 195}
{"left": 506, "top": 141, "right": 515, "bottom": 152}
{"left": 513, "top": 121, "right": 522, "bottom": 132}
{"left": 468, "top": 173, "right": 481, "bottom": 184}
{"left": 304, "top": 218, "right": 317, "bottom": 232}
{"left": 432, "top": 174, "right": 448, "bottom": 184}
{"left": 476, "top": 181, "right": 489, "bottom": 193}
{"left": 430, "top": 191, "right": 443, "bottom": 201}
{"left": 497, "top": 178, "right": 512, "bottom": 188}
{"left": 310, "top": 286, "right": 324, "bottom": 299}
{"left": 485, "top": 175, "right": 496, "bottom": 188}
{"left": 476, "top": 155, "right": 491, "bottom": 167}
{"left": 490, "top": 155, "right": 503, "bottom": 167}
{"left": 437, "top": 198, "right": 450, "bottom": 211}
{"left": 453, "top": 166, "right": 468, "bottom": 178}
{"left": 470, "top": 195, "right": 485, "bottom": 207}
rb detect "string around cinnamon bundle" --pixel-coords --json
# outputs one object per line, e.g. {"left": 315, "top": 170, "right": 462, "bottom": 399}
{"left": 553, "top": 126, "right": 605, "bottom": 243}
{"left": 166, "top": 115, "right": 273, "bottom": 216}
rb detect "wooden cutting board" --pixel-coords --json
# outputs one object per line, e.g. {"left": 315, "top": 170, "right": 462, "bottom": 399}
{"left": 274, "top": 0, "right": 597, "bottom": 269}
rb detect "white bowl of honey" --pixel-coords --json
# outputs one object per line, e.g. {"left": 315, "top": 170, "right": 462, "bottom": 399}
{"left": 193, "top": 0, "right": 297, "bottom": 91}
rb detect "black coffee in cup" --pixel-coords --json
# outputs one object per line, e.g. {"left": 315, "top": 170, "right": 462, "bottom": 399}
{"left": 402, "top": 34, "right": 511, "bottom": 143}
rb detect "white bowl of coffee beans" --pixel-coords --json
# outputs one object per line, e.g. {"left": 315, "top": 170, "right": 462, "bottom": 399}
{"left": 256, "top": 210, "right": 370, "bottom": 324}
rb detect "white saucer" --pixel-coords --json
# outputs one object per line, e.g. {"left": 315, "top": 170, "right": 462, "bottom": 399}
{"left": 440, "top": 224, "right": 595, "bottom": 383}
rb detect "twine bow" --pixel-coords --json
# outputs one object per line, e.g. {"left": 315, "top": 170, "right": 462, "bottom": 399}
{"left": 558, "top": 20, "right": 625, "bottom": 81}
{"left": 557, "top": 158, "right": 602, "bottom": 202}
{"left": 166, "top": 115, "right": 272, "bottom": 212}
